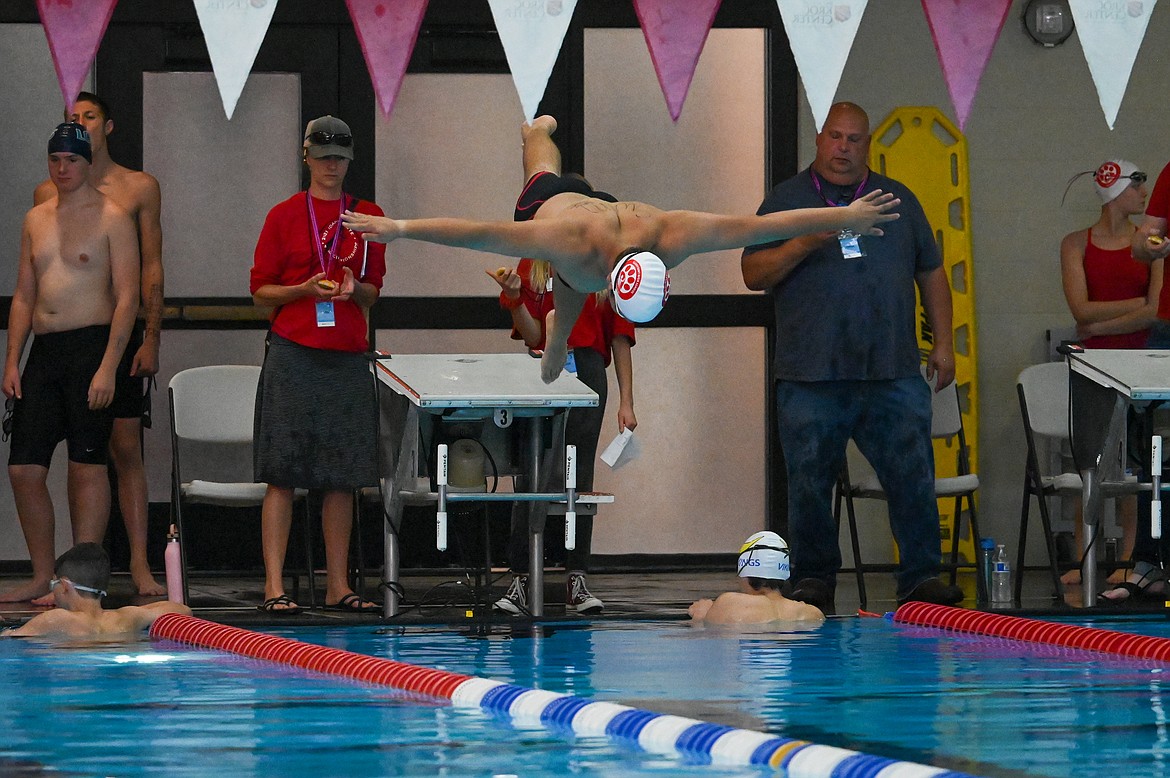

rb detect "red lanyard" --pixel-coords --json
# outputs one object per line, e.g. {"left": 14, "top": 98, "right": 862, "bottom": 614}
{"left": 306, "top": 192, "right": 346, "bottom": 277}
{"left": 810, "top": 170, "right": 868, "bottom": 207}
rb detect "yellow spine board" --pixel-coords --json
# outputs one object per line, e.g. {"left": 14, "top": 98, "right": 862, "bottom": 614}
{"left": 869, "top": 107, "right": 979, "bottom": 566}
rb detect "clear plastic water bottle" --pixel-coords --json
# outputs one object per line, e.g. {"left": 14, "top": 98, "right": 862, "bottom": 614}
{"left": 991, "top": 543, "right": 1012, "bottom": 605}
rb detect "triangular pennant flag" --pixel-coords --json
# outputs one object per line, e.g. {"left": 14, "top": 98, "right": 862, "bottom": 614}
{"left": 1068, "top": 0, "right": 1157, "bottom": 129}
{"left": 775, "top": 0, "right": 869, "bottom": 131}
{"left": 487, "top": 0, "right": 578, "bottom": 122}
{"left": 632, "top": 0, "right": 722, "bottom": 122}
{"left": 346, "top": 0, "right": 429, "bottom": 119}
{"left": 193, "top": 0, "right": 279, "bottom": 120}
{"left": 36, "top": 0, "right": 118, "bottom": 111}
{"left": 921, "top": 0, "right": 1011, "bottom": 130}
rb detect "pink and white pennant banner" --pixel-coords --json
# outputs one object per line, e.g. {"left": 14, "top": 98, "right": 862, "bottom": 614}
{"left": 487, "top": 0, "right": 578, "bottom": 122}
{"left": 36, "top": 0, "right": 118, "bottom": 111}
{"left": 346, "top": 0, "right": 429, "bottom": 120}
{"left": 775, "top": 0, "right": 869, "bottom": 131}
{"left": 1068, "top": 0, "right": 1157, "bottom": 130}
{"left": 193, "top": 0, "right": 279, "bottom": 120}
{"left": 632, "top": 0, "right": 722, "bottom": 122}
{"left": 921, "top": 0, "right": 1011, "bottom": 131}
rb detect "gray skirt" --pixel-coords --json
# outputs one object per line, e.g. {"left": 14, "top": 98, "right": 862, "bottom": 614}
{"left": 254, "top": 333, "right": 378, "bottom": 489}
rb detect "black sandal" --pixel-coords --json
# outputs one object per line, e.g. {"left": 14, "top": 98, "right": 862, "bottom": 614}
{"left": 258, "top": 594, "right": 303, "bottom": 615}
{"left": 1098, "top": 580, "right": 1166, "bottom": 606}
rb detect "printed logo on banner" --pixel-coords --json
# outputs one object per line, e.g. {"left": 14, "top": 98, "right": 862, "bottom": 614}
{"left": 787, "top": 4, "right": 852, "bottom": 25}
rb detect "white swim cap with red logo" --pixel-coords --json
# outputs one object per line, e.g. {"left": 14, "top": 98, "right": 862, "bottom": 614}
{"left": 609, "top": 250, "right": 669, "bottom": 323}
{"left": 1094, "top": 159, "right": 1141, "bottom": 204}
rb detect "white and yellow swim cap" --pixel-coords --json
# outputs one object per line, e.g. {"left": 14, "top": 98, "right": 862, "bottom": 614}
{"left": 737, "top": 531, "right": 790, "bottom": 580}
{"left": 609, "top": 249, "right": 669, "bottom": 323}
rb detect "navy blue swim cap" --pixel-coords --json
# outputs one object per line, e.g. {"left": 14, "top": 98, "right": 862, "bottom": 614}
{"left": 48, "top": 122, "right": 91, "bottom": 163}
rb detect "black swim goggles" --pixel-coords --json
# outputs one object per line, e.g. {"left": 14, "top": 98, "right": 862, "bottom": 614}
{"left": 306, "top": 131, "right": 353, "bottom": 147}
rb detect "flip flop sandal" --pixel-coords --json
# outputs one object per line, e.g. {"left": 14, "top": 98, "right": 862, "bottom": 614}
{"left": 1097, "top": 581, "right": 1164, "bottom": 606}
{"left": 258, "top": 594, "right": 303, "bottom": 615}
{"left": 323, "top": 593, "right": 380, "bottom": 612}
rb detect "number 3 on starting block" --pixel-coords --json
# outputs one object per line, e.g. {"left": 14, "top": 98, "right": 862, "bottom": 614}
{"left": 494, "top": 408, "right": 513, "bottom": 428}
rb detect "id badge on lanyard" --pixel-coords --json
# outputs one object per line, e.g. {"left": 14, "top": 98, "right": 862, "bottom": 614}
{"left": 316, "top": 300, "right": 336, "bottom": 327}
{"left": 838, "top": 229, "right": 864, "bottom": 259}
{"left": 308, "top": 193, "right": 347, "bottom": 328}
{"left": 811, "top": 170, "right": 867, "bottom": 260}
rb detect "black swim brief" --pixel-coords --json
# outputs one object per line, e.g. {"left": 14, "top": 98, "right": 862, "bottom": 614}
{"left": 514, "top": 171, "right": 617, "bottom": 222}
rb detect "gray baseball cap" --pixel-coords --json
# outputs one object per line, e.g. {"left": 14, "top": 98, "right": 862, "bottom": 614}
{"left": 303, "top": 115, "right": 353, "bottom": 160}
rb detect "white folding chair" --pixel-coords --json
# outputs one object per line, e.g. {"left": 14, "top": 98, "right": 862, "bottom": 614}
{"left": 1016, "top": 362, "right": 1141, "bottom": 601}
{"left": 169, "top": 365, "right": 313, "bottom": 605}
{"left": 835, "top": 368, "right": 982, "bottom": 608}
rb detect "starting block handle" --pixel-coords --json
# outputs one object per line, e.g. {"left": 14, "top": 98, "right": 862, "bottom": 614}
{"left": 565, "top": 445, "right": 577, "bottom": 551}
{"left": 1153, "top": 436, "right": 1163, "bottom": 540}
{"left": 437, "top": 444, "right": 449, "bottom": 551}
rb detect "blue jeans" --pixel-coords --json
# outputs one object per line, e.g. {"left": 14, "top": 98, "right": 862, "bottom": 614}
{"left": 776, "top": 377, "right": 940, "bottom": 598}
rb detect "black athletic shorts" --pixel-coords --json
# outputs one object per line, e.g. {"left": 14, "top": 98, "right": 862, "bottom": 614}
{"left": 513, "top": 171, "right": 617, "bottom": 222}
{"left": 110, "top": 320, "right": 152, "bottom": 425}
{"left": 8, "top": 325, "right": 115, "bottom": 467}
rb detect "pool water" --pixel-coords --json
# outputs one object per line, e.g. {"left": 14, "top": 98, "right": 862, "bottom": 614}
{"left": 3, "top": 615, "right": 1170, "bottom": 776}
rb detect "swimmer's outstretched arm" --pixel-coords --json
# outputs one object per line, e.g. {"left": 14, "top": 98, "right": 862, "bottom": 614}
{"left": 342, "top": 211, "right": 594, "bottom": 265}
{"left": 657, "top": 190, "right": 899, "bottom": 266}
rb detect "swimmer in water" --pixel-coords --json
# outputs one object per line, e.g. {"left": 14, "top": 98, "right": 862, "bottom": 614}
{"left": 1, "top": 544, "right": 190, "bottom": 639}
{"left": 688, "top": 532, "right": 824, "bottom": 625}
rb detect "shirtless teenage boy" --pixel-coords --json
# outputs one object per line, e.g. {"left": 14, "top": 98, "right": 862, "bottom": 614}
{"left": 688, "top": 531, "right": 824, "bottom": 625}
{"left": 342, "top": 115, "right": 900, "bottom": 383}
{"left": 34, "top": 92, "right": 166, "bottom": 596}
{"left": 0, "top": 123, "right": 140, "bottom": 603}
{"left": 1, "top": 543, "right": 189, "bottom": 639}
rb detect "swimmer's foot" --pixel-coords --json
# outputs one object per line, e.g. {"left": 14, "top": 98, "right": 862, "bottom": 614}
{"left": 524, "top": 115, "right": 557, "bottom": 139}
{"left": 541, "top": 341, "right": 567, "bottom": 384}
{"left": 0, "top": 579, "right": 52, "bottom": 603}
{"left": 131, "top": 565, "right": 167, "bottom": 598}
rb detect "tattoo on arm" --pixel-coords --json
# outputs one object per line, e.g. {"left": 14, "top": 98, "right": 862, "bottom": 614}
{"left": 143, "top": 281, "right": 163, "bottom": 335}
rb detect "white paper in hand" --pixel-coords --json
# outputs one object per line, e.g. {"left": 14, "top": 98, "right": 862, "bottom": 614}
{"left": 600, "top": 428, "right": 638, "bottom": 469}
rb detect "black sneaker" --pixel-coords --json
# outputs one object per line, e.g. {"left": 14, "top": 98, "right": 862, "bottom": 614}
{"left": 789, "top": 577, "right": 836, "bottom": 615}
{"left": 898, "top": 577, "right": 964, "bottom": 607}
{"left": 567, "top": 572, "right": 603, "bottom": 614}
{"left": 493, "top": 574, "right": 529, "bottom": 615}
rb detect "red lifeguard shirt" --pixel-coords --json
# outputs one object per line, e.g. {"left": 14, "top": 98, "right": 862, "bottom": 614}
{"left": 1082, "top": 233, "right": 1151, "bottom": 349}
{"left": 504, "top": 258, "right": 635, "bottom": 364}
{"left": 1145, "top": 162, "right": 1170, "bottom": 320}
{"left": 251, "top": 193, "right": 387, "bottom": 352}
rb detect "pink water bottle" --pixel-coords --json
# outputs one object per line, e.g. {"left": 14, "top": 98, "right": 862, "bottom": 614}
{"left": 165, "top": 525, "right": 184, "bottom": 603}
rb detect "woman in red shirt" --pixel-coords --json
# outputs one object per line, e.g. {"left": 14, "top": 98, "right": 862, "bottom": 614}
{"left": 249, "top": 117, "right": 386, "bottom": 614}
{"left": 488, "top": 258, "right": 636, "bottom": 614}
{"left": 1060, "top": 159, "right": 1163, "bottom": 594}
{"left": 1061, "top": 160, "right": 1161, "bottom": 348}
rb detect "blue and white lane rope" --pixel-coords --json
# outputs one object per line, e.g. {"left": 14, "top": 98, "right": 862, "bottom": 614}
{"left": 451, "top": 678, "right": 976, "bottom": 776}
{"left": 150, "top": 615, "right": 978, "bottom": 777}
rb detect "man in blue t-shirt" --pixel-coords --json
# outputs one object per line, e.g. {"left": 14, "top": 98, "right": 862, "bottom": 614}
{"left": 741, "top": 101, "right": 962, "bottom": 614}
